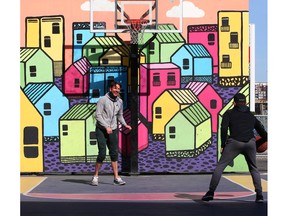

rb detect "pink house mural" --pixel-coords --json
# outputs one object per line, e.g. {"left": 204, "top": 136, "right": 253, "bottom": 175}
{"left": 63, "top": 56, "right": 91, "bottom": 95}
{"left": 139, "top": 63, "right": 181, "bottom": 122}
{"left": 185, "top": 81, "right": 222, "bottom": 132}
{"left": 187, "top": 24, "right": 218, "bottom": 74}
{"left": 118, "top": 109, "right": 148, "bottom": 157}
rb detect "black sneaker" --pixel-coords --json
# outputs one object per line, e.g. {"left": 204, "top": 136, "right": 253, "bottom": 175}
{"left": 202, "top": 191, "right": 214, "bottom": 201}
{"left": 255, "top": 194, "right": 264, "bottom": 203}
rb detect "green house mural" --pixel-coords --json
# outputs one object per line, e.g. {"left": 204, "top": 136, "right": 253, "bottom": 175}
{"left": 59, "top": 103, "right": 98, "bottom": 164}
{"left": 165, "top": 102, "right": 212, "bottom": 158}
{"left": 20, "top": 48, "right": 54, "bottom": 88}
{"left": 141, "top": 24, "right": 185, "bottom": 63}
{"left": 82, "top": 36, "right": 123, "bottom": 66}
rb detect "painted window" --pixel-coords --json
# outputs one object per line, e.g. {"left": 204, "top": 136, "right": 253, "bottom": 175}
{"left": 167, "top": 72, "right": 176, "bottom": 86}
{"left": 90, "top": 131, "right": 97, "bottom": 145}
{"left": 62, "top": 124, "right": 68, "bottom": 136}
{"left": 29, "top": 65, "right": 37, "bottom": 77}
{"left": 44, "top": 103, "right": 51, "bottom": 116}
{"left": 153, "top": 73, "right": 161, "bottom": 86}
{"left": 169, "top": 126, "right": 176, "bottom": 139}
{"left": 155, "top": 107, "right": 162, "bottom": 119}
{"left": 52, "top": 23, "right": 60, "bottom": 34}
{"left": 74, "top": 78, "right": 80, "bottom": 88}
{"left": 76, "top": 33, "right": 83, "bottom": 44}
{"left": 44, "top": 36, "right": 51, "bottom": 47}
{"left": 149, "top": 42, "right": 155, "bottom": 55}
{"left": 183, "top": 58, "right": 189, "bottom": 70}
{"left": 23, "top": 126, "right": 39, "bottom": 158}
{"left": 229, "top": 32, "right": 239, "bottom": 49}
{"left": 208, "top": 33, "right": 215, "bottom": 45}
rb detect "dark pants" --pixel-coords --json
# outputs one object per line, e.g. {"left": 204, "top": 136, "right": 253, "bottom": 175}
{"left": 96, "top": 127, "right": 119, "bottom": 163}
{"left": 209, "top": 138, "right": 262, "bottom": 194}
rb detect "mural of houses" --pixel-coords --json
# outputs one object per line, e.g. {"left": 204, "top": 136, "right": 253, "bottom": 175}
{"left": 139, "top": 63, "right": 181, "bottom": 122}
{"left": 185, "top": 81, "right": 222, "bottom": 132}
{"left": 89, "top": 66, "right": 128, "bottom": 106}
{"left": 165, "top": 102, "right": 212, "bottom": 158}
{"left": 82, "top": 36, "right": 123, "bottom": 66}
{"left": 25, "top": 15, "right": 65, "bottom": 77}
{"left": 62, "top": 56, "right": 91, "bottom": 95}
{"left": 218, "top": 11, "right": 249, "bottom": 86}
{"left": 20, "top": 48, "right": 54, "bottom": 89}
{"left": 23, "top": 83, "right": 69, "bottom": 137}
{"left": 59, "top": 103, "right": 98, "bottom": 164}
{"left": 187, "top": 24, "right": 218, "bottom": 74}
{"left": 171, "top": 44, "right": 213, "bottom": 83}
{"left": 72, "top": 22, "right": 105, "bottom": 62}
{"left": 141, "top": 24, "right": 185, "bottom": 63}
{"left": 20, "top": 89, "right": 44, "bottom": 173}
{"left": 118, "top": 109, "right": 148, "bottom": 157}
{"left": 152, "top": 89, "right": 198, "bottom": 139}
{"left": 218, "top": 83, "right": 250, "bottom": 172}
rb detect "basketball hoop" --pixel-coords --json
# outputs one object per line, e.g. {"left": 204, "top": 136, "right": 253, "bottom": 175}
{"left": 125, "top": 19, "right": 149, "bottom": 44}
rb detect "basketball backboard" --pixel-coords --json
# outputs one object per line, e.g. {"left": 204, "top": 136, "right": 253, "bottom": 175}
{"left": 90, "top": 0, "right": 183, "bottom": 33}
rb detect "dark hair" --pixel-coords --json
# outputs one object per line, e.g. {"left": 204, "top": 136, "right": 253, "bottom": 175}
{"left": 109, "top": 81, "right": 121, "bottom": 88}
{"left": 234, "top": 93, "right": 246, "bottom": 104}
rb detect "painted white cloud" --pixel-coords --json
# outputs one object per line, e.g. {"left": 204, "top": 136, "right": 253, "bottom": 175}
{"left": 167, "top": 0, "right": 205, "bottom": 18}
{"left": 81, "top": 0, "right": 115, "bottom": 12}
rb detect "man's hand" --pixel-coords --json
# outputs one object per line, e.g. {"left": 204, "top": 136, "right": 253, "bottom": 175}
{"left": 106, "top": 127, "right": 113, "bottom": 134}
{"left": 125, "top": 125, "right": 132, "bottom": 130}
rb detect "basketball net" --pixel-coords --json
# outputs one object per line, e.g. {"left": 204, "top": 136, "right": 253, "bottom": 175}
{"left": 125, "top": 19, "right": 149, "bottom": 44}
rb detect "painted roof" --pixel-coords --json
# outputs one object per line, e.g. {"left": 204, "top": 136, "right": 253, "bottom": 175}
{"left": 20, "top": 48, "right": 40, "bottom": 62}
{"left": 183, "top": 44, "right": 211, "bottom": 57}
{"left": 93, "top": 36, "right": 122, "bottom": 48}
{"left": 73, "top": 57, "right": 91, "bottom": 75}
{"left": 141, "top": 62, "right": 179, "bottom": 70}
{"left": 156, "top": 24, "right": 185, "bottom": 43}
{"left": 185, "top": 82, "right": 208, "bottom": 96}
{"left": 23, "top": 83, "right": 54, "bottom": 104}
{"left": 167, "top": 89, "right": 198, "bottom": 104}
{"left": 60, "top": 103, "right": 96, "bottom": 120}
{"left": 181, "top": 102, "right": 210, "bottom": 125}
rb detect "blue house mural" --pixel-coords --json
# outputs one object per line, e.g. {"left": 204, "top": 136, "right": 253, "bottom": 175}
{"left": 171, "top": 44, "right": 213, "bottom": 83}
{"left": 23, "top": 83, "right": 70, "bottom": 137}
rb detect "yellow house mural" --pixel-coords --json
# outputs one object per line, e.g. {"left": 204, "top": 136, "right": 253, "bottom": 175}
{"left": 152, "top": 89, "right": 198, "bottom": 137}
{"left": 218, "top": 11, "right": 249, "bottom": 86}
{"left": 20, "top": 89, "right": 44, "bottom": 173}
{"left": 26, "top": 15, "right": 64, "bottom": 77}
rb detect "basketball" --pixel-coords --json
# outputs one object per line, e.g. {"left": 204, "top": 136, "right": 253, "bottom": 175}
{"left": 256, "top": 136, "right": 267, "bottom": 153}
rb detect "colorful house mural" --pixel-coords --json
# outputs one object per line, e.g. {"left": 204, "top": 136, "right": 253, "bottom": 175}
{"left": 165, "top": 102, "right": 212, "bottom": 158}
{"left": 171, "top": 43, "right": 213, "bottom": 83}
{"left": 142, "top": 24, "right": 185, "bottom": 63}
{"left": 83, "top": 36, "right": 123, "bottom": 66}
{"left": 218, "top": 11, "right": 249, "bottom": 86}
{"left": 20, "top": 0, "right": 254, "bottom": 174}
{"left": 152, "top": 89, "right": 198, "bottom": 138}
{"left": 20, "top": 48, "right": 54, "bottom": 88}
{"left": 187, "top": 24, "right": 218, "bottom": 74}
{"left": 59, "top": 103, "right": 99, "bottom": 164}
{"left": 72, "top": 22, "right": 105, "bottom": 62}
{"left": 139, "top": 63, "right": 181, "bottom": 122}
{"left": 23, "top": 83, "right": 69, "bottom": 137}
{"left": 185, "top": 81, "right": 222, "bottom": 132}
{"left": 20, "top": 89, "right": 44, "bottom": 173}
{"left": 63, "top": 56, "right": 91, "bottom": 95}
{"left": 26, "top": 15, "right": 64, "bottom": 77}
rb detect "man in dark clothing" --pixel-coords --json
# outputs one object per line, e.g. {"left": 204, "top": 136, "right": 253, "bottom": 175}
{"left": 202, "top": 93, "right": 267, "bottom": 203}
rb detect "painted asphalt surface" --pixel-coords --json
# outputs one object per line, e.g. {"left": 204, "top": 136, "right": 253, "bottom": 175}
{"left": 21, "top": 171, "right": 268, "bottom": 216}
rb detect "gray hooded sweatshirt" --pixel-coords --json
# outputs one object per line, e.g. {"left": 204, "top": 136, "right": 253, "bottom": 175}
{"left": 95, "top": 92, "right": 127, "bottom": 130}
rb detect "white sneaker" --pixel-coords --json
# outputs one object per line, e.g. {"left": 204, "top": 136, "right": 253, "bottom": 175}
{"left": 114, "top": 177, "right": 126, "bottom": 185}
{"left": 91, "top": 176, "right": 98, "bottom": 186}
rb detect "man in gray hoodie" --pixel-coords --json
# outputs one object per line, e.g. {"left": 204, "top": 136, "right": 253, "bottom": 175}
{"left": 202, "top": 93, "right": 267, "bottom": 203}
{"left": 91, "top": 81, "right": 132, "bottom": 186}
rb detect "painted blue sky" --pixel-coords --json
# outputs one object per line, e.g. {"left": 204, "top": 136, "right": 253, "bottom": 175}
{"left": 249, "top": 0, "right": 267, "bottom": 82}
